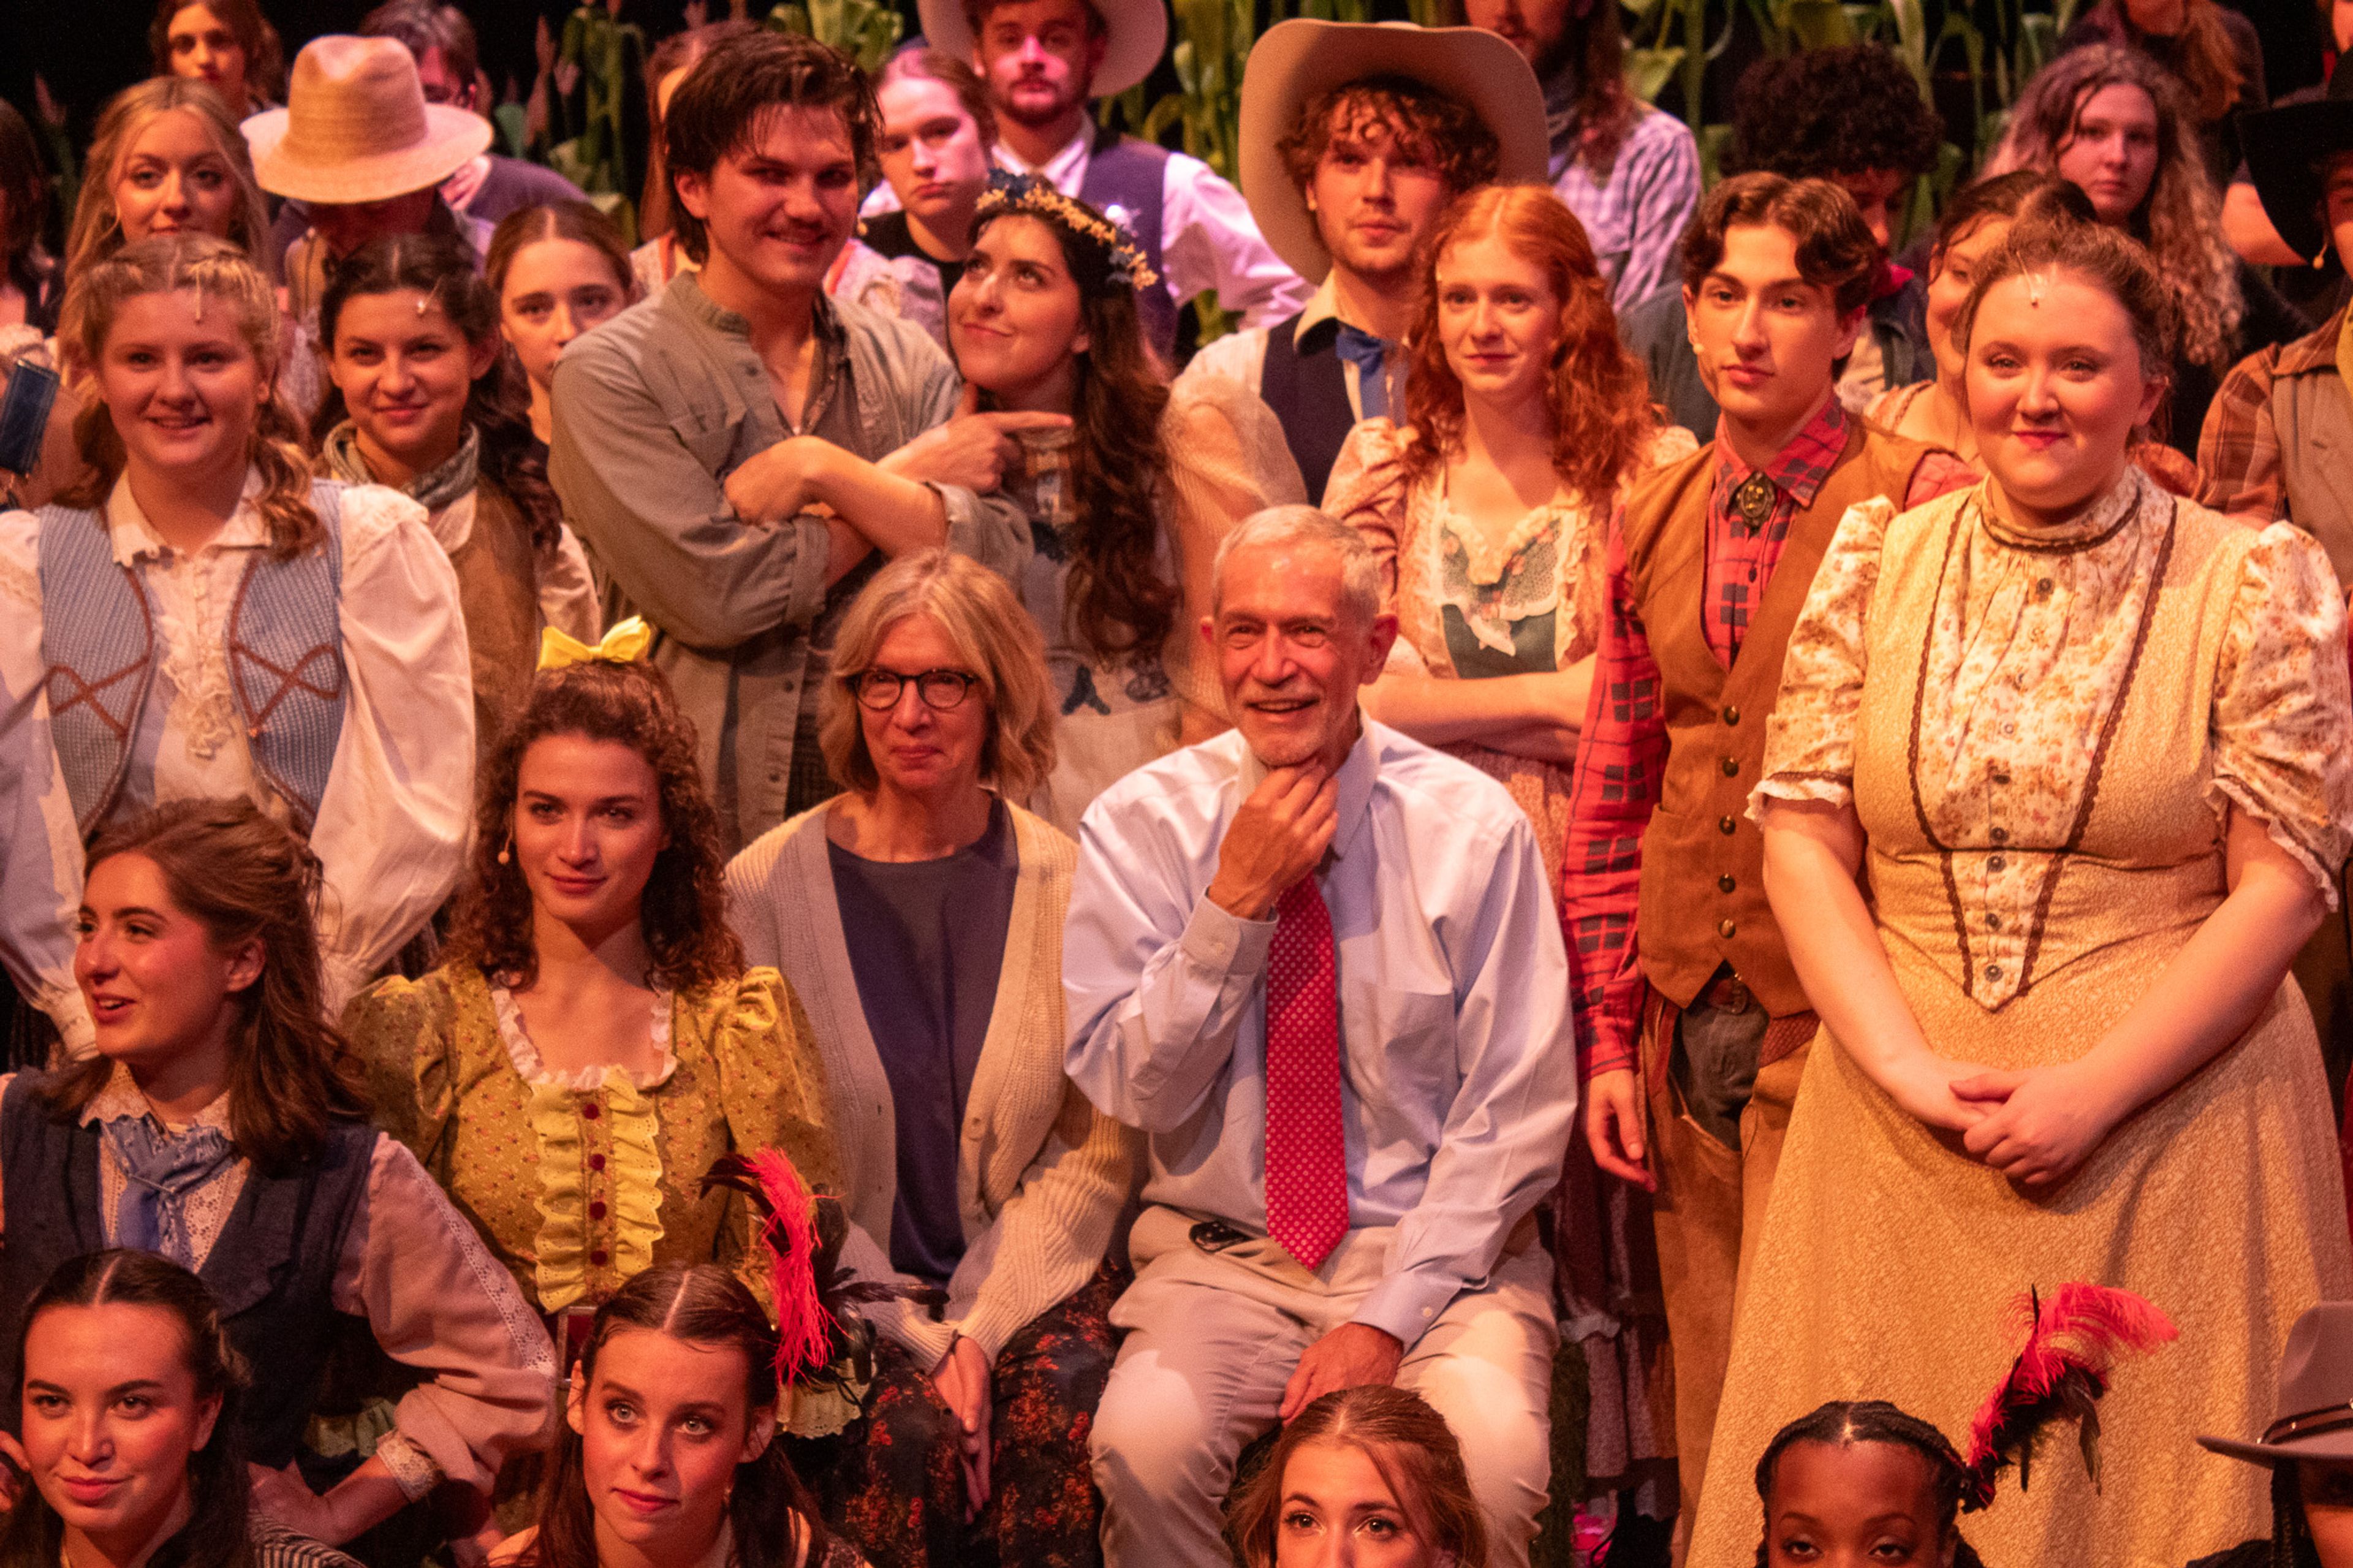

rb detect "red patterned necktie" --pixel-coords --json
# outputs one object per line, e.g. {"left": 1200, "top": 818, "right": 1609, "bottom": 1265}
{"left": 1264, "top": 875, "right": 1349, "bottom": 1270}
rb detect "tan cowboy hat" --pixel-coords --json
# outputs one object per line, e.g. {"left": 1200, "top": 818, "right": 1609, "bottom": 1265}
{"left": 243, "top": 36, "right": 491, "bottom": 205}
{"left": 1238, "top": 20, "right": 1548, "bottom": 286}
{"left": 2199, "top": 1303, "right": 2353, "bottom": 1467}
{"left": 919, "top": 0, "right": 1167, "bottom": 100}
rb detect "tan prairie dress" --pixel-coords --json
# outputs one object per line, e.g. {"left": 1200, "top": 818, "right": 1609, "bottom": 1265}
{"left": 1686, "top": 466, "right": 2353, "bottom": 1567}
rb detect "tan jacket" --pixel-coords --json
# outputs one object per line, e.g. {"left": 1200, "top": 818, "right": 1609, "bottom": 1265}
{"left": 725, "top": 800, "right": 1138, "bottom": 1363}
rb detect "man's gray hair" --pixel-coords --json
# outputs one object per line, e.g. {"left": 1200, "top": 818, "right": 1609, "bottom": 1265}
{"left": 1211, "top": 505, "right": 1382, "bottom": 626}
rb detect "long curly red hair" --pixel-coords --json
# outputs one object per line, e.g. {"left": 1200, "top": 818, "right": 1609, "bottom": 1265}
{"left": 1400, "top": 185, "right": 1656, "bottom": 511}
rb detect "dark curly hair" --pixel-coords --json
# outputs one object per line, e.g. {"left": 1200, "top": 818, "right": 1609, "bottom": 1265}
{"left": 1725, "top": 44, "right": 1944, "bottom": 183}
{"left": 447, "top": 660, "right": 745, "bottom": 994}
{"left": 1401, "top": 184, "right": 1658, "bottom": 511}
{"left": 1752, "top": 1401, "right": 1987, "bottom": 1568}
{"left": 313, "top": 233, "right": 567, "bottom": 558}
{"left": 1683, "top": 172, "right": 1885, "bottom": 319}
{"left": 1276, "top": 75, "right": 1502, "bottom": 208}
{"left": 968, "top": 186, "right": 1176, "bottom": 668}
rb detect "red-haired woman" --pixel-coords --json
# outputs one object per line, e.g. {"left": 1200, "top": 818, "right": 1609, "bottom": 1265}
{"left": 1328, "top": 183, "right": 1692, "bottom": 873}
{"left": 1324, "top": 182, "right": 1691, "bottom": 1505}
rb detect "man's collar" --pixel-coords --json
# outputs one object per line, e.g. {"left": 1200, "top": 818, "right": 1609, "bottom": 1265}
{"left": 673, "top": 269, "right": 844, "bottom": 346}
{"left": 1294, "top": 274, "right": 1346, "bottom": 348}
{"left": 1712, "top": 395, "right": 1847, "bottom": 509}
{"left": 995, "top": 124, "right": 1094, "bottom": 185}
{"left": 1236, "top": 710, "right": 1380, "bottom": 865}
{"left": 2277, "top": 302, "right": 2351, "bottom": 377}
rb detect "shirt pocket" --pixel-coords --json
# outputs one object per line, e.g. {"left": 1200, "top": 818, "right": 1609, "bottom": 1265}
{"left": 1357, "top": 983, "right": 1461, "bottom": 1116}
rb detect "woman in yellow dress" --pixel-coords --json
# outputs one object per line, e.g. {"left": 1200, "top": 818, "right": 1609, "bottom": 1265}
{"left": 1688, "top": 214, "right": 2353, "bottom": 1565}
{"left": 343, "top": 640, "right": 839, "bottom": 1369}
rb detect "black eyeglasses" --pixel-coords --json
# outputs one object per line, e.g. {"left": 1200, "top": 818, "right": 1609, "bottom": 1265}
{"left": 847, "top": 667, "right": 983, "bottom": 712}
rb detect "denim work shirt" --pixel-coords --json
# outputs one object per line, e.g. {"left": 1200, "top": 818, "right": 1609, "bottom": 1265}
{"left": 549, "top": 274, "right": 1030, "bottom": 849}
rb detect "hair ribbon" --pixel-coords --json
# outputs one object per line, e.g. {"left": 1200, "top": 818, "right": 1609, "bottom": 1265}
{"left": 538, "top": 615, "right": 654, "bottom": 671}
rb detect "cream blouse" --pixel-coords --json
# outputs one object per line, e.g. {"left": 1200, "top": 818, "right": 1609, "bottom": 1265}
{"left": 0, "top": 471, "right": 474, "bottom": 1052}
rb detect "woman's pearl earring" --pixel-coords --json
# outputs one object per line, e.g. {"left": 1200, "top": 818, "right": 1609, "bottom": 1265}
{"left": 496, "top": 839, "right": 512, "bottom": 866}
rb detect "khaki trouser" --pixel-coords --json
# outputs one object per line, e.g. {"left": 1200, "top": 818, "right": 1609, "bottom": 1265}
{"left": 1091, "top": 1204, "right": 1559, "bottom": 1568}
{"left": 1639, "top": 992, "right": 1811, "bottom": 1559}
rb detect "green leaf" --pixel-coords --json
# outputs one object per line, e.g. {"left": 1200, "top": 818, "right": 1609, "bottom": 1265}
{"left": 1624, "top": 46, "right": 1685, "bottom": 103}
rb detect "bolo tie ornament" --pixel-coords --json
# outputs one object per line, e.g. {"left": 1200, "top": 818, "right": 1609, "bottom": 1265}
{"left": 1955, "top": 1282, "right": 2180, "bottom": 1509}
{"left": 702, "top": 1149, "right": 944, "bottom": 1437}
{"left": 1733, "top": 472, "right": 1777, "bottom": 534}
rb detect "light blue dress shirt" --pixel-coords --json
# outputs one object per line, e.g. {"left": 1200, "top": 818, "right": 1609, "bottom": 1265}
{"left": 1062, "top": 718, "right": 1581, "bottom": 1347}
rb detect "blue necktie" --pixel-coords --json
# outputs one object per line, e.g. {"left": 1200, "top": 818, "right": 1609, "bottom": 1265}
{"left": 1333, "top": 323, "right": 1397, "bottom": 422}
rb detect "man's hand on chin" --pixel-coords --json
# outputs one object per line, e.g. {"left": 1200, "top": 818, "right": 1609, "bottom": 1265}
{"left": 1279, "top": 1321, "right": 1403, "bottom": 1421}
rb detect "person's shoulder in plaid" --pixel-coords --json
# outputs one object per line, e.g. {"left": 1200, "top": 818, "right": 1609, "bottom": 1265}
{"left": 2196, "top": 307, "right": 2343, "bottom": 523}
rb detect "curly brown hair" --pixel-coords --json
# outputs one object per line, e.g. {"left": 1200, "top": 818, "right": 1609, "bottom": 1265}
{"left": 1276, "top": 76, "right": 1502, "bottom": 206}
{"left": 446, "top": 660, "right": 745, "bottom": 993}
{"left": 1401, "top": 184, "right": 1658, "bottom": 511}
{"left": 46, "top": 798, "right": 372, "bottom": 1174}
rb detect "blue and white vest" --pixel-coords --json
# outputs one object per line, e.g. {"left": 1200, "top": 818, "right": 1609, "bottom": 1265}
{"left": 37, "top": 480, "right": 349, "bottom": 839}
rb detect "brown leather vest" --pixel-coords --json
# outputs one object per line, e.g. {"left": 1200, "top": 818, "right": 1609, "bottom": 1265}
{"left": 1622, "top": 417, "right": 1931, "bottom": 1015}
{"left": 448, "top": 479, "right": 547, "bottom": 756}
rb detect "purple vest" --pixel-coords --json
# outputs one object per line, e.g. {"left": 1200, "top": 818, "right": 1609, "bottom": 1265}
{"left": 1078, "top": 127, "right": 1176, "bottom": 360}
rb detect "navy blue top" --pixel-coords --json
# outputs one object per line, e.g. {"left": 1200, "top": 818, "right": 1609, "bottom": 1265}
{"left": 827, "top": 799, "right": 1018, "bottom": 1284}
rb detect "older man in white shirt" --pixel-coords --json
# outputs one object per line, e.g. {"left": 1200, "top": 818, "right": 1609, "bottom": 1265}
{"left": 910, "top": 0, "right": 1309, "bottom": 363}
{"left": 1064, "top": 506, "right": 1578, "bottom": 1568}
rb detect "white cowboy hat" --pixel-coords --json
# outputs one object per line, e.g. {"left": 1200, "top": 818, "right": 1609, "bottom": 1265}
{"left": 1238, "top": 20, "right": 1549, "bottom": 285}
{"left": 244, "top": 36, "right": 491, "bottom": 205}
{"left": 919, "top": 0, "right": 1168, "bottom": 100}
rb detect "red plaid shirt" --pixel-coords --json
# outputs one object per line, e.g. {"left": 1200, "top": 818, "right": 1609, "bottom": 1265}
{"left": 1562, "top": 400, "right": 1972, "bottom": 1079}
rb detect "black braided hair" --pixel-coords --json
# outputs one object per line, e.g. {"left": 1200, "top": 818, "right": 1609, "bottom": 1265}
{"left": 1751, "top": 1401, "right": 1988, "bottom": 1568}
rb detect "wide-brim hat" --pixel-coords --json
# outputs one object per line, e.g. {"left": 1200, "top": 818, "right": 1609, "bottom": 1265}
{"left": 2198, "top": 1303, "right": 2353, "bottom": 1467}
{"left": 2240, "top": 69, "right": 2353, "bottom": 265}
{"left": 243, "top": 35, "right": 491, "bottom": 205}
{"left": 1237, "top": 20, "right": 1548, "bottom": 286}
{"left": 919, "top": 0, "right": 1167, "bottom": 100}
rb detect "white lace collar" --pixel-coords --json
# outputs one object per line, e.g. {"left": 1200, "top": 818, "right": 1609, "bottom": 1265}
{"left": 488, "top": 979, "right": 678, "bottom": 1091}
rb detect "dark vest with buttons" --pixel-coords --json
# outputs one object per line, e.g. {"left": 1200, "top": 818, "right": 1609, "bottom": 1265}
{"left": 1257, "top": 311, "right": 1355, "bottom": 506}
{"left": 1075, "top": 126, "right": 1176, "bottom": 361}
{"left": 36, "top": 482, "right": 349, "bottom": 840}
{"left": 0, "top": 1074, "right": 376, "bottom": 1467}
{"left": 1620, "top": 417, "right": 1931, "bottom": 1016}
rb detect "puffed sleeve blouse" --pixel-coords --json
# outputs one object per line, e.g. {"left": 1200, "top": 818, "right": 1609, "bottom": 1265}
{"left": 0, "top": 472, "right": 474, "bottom": 1053}
{"left": 1751, "top": 464, "right": 2353, "bottom": 901}
{"left": 345, "top": 963, "right": 841, "bottom": 1317}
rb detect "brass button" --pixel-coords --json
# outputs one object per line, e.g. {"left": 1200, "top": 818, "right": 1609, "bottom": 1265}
{"left": 1985, "top": 912, "right": 2001, "bottom": 930}
{"left": 1990, "top": 826, "right": 2009, "bottom": 843}
{"left": 1722, "top": 704, "right": 1740, "bottom": 726}
{"left": 2001, "top": 721, "right": 2017, "bottom": 735}
{"left": 1718, "top": 874, "right": 1737, "bottom": 893}
{"left": 1720, "top": 756, "right": 1740, "bottom": 777}
{"left": 1717, "top": 917, "right": 1737, "bottom": 938}
{"left": 1988, "top": 854, "right": 2007, "bottom": 871}
{"left": 1718, "top": 815, "right": 1738, "bottom": 835}
{"left": 1985, "top": 963, "right": 2004, "bottom": 981}
{"left": 2036, "top": 577, "right": 2054, "bottom": 596}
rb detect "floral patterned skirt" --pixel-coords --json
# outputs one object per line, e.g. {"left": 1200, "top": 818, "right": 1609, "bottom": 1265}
{"left": 789, "top": 1266, "right": 1124, "bottom": 1568}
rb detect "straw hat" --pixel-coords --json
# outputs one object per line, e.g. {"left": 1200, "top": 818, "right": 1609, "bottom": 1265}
{"left": 2240, "top": 69, "right": 2353, "bottom": 265}
{"left": 2198, "top": 1303, "right": 2353, "bottom": 1467}
{"left": 243, "top": 36, "right": 492, "bottom": 205}
{"left": 1237, "top": 20, "right": 1548, "bottom": 286}
{"left": 918, "top": 0, "right": 1167, "bottom": 100}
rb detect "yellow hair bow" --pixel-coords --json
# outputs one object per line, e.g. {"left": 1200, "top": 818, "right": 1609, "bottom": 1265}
{"left": 539, "top": 616, "right": 655, "bottom": 671}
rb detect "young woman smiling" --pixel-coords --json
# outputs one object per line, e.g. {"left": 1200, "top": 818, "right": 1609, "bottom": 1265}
{"left": 1686, "top": 213, "right": 2353, "bottom": 1565}
{"left": 494, "top": 1265, "right": 862, "bottom": 1568}
{"left": 345, "top": 656, "right": 838, "bottom": 1419}
{"left": 0, "top": 235, "right": 472, "bottom": 1059}
{"left": 488, "top": 203, "right": 639, "bottom": 450}
{"left": 0, "top": 1251, "right": 365, "bottom": 1568}
{"left": 314, "top": 233, "right": 601, "bottom": 751}
{"left": 727, "top": 551, "right": 1135, "bottom": 1568}
{"left": 945, "top": 175, "right": 1304, "bottom": 830}
{"left": 0, "top": 799, "right": 553, "bottom": 1553}
{"left": 829, "top": 52, "right": 996, "bottom": 350}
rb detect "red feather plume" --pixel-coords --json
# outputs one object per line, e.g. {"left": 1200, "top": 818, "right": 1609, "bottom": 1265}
{"left": 713, "top": 1148, "right": 835, "bottom": 1388}
{"left": 1958, "top": 1283, "right": 2178, "bottom": 1509}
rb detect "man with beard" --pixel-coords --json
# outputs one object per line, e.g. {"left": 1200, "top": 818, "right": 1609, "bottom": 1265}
{"left": 1180, "top": 20, "right": 1545, "bottom": 504}
{"left": 916, "top": 0, "right": 1309, "bottom": 361}
{"left": 548, "top": 30, "right": 1048, "bottom": 852}
{"left": 1464, "top": 0, "right": 1700, "bottom": 309}
{"left": 1066, "top": 506, "right": 1578, "bottom": 1568}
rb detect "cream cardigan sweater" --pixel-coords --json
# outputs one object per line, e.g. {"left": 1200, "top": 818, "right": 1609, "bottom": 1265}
{"left": 726, "top": 798, "right": 1137, "bottom": 1365}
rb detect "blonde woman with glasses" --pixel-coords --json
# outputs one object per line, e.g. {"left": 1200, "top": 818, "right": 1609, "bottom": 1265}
{"left": 726, "top": 548, "right": 1137, "bottom": 1568}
